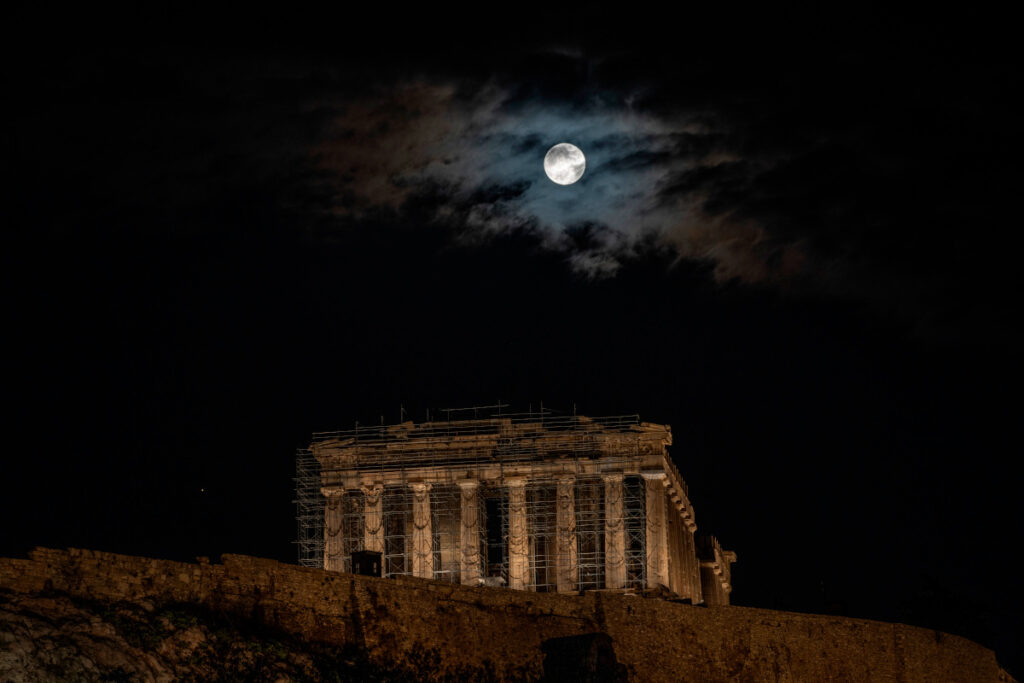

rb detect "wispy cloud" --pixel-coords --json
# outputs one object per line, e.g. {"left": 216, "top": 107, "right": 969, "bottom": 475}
{"left": 309, "top": 81, "right": 782, "bottom": 279}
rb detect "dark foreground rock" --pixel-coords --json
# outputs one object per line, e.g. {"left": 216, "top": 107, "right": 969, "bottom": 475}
{"left": 0, "top": 591, "right": 408, "bottom": 682}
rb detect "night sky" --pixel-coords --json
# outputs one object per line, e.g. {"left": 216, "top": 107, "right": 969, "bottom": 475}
{"left": 5, "top": 3, "right": 1021, "bottom": 674}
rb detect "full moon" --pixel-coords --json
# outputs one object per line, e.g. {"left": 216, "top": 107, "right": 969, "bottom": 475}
{"left": 543, "top": 143, "right": 586, "bottom": 185}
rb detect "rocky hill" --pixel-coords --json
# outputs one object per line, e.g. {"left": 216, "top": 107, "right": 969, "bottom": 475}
{"left": 0, "top": 590, "right": 405, "bottom": 681}
{"left": 0, "top": 548, "right": 1015, "bottom": 682}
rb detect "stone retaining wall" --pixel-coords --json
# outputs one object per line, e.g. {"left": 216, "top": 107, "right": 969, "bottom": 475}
{"left": 0, "top": 548, "right": 1014, "bottom": 682}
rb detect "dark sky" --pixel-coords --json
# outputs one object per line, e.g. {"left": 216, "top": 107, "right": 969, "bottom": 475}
{"left": 5, "top": 2, "right": 1021, "bottom": 675}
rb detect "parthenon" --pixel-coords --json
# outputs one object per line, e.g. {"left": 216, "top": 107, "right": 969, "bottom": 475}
{"left": 295, "top": 411, "right": 736, "bottom": 602}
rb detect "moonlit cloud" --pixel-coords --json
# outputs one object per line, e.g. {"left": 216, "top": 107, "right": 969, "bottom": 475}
{"left": 75, "top": 36, "right": 1006, "bottom": 341}
{"left": 310, "top": 81, "right": 779, "bottom": 279}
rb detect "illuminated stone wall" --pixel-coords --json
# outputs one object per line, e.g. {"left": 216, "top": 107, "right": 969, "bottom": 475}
{"left": 1, "top": 548, "right": 1014, "bottom": 682}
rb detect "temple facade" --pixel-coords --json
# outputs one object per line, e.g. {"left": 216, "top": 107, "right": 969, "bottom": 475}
{"left": 297, "top": 412, "right": 736, "bottom": 603}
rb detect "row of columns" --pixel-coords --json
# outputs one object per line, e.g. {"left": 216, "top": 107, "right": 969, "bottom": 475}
{"left": 324, "top": 473, "right": 660, "bottom": 592}
{"left": 644, "top": 470, "right": 701, "bottom": 600}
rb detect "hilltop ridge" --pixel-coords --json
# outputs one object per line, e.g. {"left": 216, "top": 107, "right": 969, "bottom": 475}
{"left": 0, "top": 548, "right": 1015, "bottom": 682}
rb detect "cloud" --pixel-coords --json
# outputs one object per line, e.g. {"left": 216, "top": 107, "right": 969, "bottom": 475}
{"left": 308, "top": 80, "right": 772, "bottom": 278}
{"left": 9, "top": 12, "right": 1018, "bottom": 344}
{"left": 255, "top": 33, "right": 1018, "bottom": 340}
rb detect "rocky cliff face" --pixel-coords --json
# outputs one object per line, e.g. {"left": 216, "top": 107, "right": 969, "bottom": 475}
{"left": 0, "top": 591, "right": 402, "bottom": 681}
{"left": 0, "top": 548, "right": 1016, "bottom": 682}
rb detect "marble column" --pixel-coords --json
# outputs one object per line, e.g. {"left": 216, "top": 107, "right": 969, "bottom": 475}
{"left": 668, "top": 490, "right": 700, "bottom": 602}
{"left": 322, "top": 487, "right": 345, "bottom": 572}
{"left": 555, "top": 476, "right": 578, "bottom": 593}
{"left": 641, "top": 472, "right": 669, "bottom": 589}
{"left": 362, "top": 484, "right": 385, "bottom": 554}
{"left": 507, "top": 477, "right": 529, "bottom": 590}
{"left": 410, "top": 482, "right": 433, "bottom": 579}
{"left": 683, "top": 516, "right": 701, "bottom": 603}
{"left": 603, "top": 473, "right": 626, "bottom": 589}
{"left": 665, "top": 500, "right": 682, "bottom": 594}
{"left": 457, "top": 480, "right": 482, "bottom": 586}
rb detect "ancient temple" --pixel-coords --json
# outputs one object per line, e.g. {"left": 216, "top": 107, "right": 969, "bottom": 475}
{"left": 295, "top": 411, "right": 736, "bottom": 602}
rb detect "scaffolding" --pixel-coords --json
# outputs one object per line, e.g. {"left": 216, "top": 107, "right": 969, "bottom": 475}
{"left": 623, "top": 475, "right": 647, "bottom": 589}
{"left": 294, "top": 449, "right": 323, "bottom": 569}
{"left": 294, "top": 410, "right": 658, "bottom": 591}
